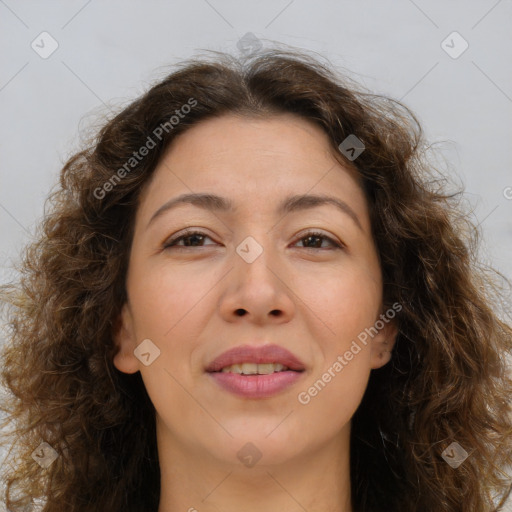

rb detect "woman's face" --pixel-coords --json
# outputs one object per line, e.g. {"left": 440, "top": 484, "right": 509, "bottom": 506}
{"left": 113, "top": 113, "right": 397, "bottom": 468}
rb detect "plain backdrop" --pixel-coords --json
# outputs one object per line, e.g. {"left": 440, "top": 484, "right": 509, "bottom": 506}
{"left": 0, "top": 1, "right": 511, "bottom": 510}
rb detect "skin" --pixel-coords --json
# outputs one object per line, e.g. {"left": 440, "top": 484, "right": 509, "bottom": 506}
{"left": 113, "top": 113, "right": 398, "bottom": 512}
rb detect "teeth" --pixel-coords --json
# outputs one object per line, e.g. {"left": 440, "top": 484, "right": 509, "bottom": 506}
{"left": 220, "top": 363, "right": 288, "bottom": 374}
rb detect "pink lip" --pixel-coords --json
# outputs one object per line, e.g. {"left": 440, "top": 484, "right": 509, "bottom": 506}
{"left": 205, "top": 344, "right": 306, "bottom": 399}
{"left": 205, "top": 344, "right": 306, "bottom": 373}
{"left": 208, "top": 371, "right": 304, "bottom": 399}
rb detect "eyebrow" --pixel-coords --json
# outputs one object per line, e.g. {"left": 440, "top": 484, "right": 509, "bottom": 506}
{"left": 147, "top": 192, "right": 363, "bottom": 230}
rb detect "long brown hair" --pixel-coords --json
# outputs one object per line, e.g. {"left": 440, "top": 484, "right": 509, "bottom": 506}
{"left": 1, "top": 48, "right": 511, "bottom": 512}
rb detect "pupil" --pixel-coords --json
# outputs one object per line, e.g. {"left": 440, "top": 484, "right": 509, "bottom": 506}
{"left": 184, "top": 234, "right": 203, "bottom": 246}
{"left": 304, "top": 235, "right": 321, "bottom": 248}
{"left": 182, "top": 234, "right": 323, "bottom": 248}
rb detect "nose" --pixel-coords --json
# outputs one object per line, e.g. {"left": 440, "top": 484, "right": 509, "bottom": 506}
{"left": 217, "top": 238, "right": 296, "bottom": 325}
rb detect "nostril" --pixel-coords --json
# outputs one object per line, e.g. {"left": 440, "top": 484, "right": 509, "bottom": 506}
{"left": 233, "top": 309, "right": 281, "bottom": 317}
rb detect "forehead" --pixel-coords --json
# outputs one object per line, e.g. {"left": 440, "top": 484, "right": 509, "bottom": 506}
{"left": 136, "top": 113, "right": 369, "bottom": 227}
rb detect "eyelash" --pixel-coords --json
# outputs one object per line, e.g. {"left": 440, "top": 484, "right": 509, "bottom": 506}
{"left": 163, "top": 228, "right": 344, "bottom": 251}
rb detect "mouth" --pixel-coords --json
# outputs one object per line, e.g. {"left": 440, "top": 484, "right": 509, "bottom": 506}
{"left": 205, "top": 343, "right": 306, "bottom": 373}
{"left": 205, "top": 344, "right": 306, "bottom": 398}
{"left": 216, "top": 362, "right": 300, "bottom": 375}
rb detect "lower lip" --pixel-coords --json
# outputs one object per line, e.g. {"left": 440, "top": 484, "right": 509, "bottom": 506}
{"left": 208, "top": 370, "right": 304, "bottom": 398}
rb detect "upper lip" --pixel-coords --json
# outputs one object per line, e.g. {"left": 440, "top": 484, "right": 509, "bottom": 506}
{"left": 205, "top": 344, "right": 306, "bottom": 372}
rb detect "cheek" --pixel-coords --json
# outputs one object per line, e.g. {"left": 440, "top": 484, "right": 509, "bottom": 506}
{"left": 293, "top": 261, "right": 382, "bottom": 348}
{"left": 290, "top": 264, "right": 378, "bottom": 418}
{"left": 124, "top": 261, "right": 221, "bottom": 414}
{"left": 126, "top": 258, "right": 222, "bottom": 341}
{"left": 126, "top": 264, "right": 218, "bottom": 434}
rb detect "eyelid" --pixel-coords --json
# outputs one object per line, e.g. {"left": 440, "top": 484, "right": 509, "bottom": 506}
{"left": 162, "top": 227, "right": 217, "bottom": 248}
{"left": 293, "top": 229, "right": 345, "bottom": 249}
{"left": 162, "top": 228, "right": 345, "bottom": 250}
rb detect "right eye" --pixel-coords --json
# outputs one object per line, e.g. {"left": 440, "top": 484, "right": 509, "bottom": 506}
{"left": 162, "top": 229, "right": 218, "bottom": 249}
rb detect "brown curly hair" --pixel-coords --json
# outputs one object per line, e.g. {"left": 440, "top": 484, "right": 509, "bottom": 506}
{"left": 1, "top": 47, "right": 511, "bottom": 512}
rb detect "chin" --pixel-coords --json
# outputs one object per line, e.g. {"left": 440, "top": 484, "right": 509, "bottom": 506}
{"left": 204, "top": 428, "right": 306, "bottom": 469}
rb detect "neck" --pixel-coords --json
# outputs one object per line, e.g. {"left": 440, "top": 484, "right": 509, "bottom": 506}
{"left": 156, "top": 419, "right": 353, "bottom": 512}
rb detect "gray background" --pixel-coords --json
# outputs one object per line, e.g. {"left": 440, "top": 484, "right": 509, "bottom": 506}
{"left": 0, "top": 0, "right": 511, "bottom": 510}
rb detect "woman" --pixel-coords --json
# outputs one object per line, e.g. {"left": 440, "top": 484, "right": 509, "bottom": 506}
{"left": 1, "top": 48, "right": 511, "bottom": 512}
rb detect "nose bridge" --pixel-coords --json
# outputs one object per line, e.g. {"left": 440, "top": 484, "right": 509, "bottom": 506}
{"left": 219, "top": 232, "right": 294, "bottom": 322}
{"left": 234, "top": 233, "right": 280, "bottom": 293}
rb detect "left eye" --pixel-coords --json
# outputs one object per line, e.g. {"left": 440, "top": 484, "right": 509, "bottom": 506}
{"left": 294, "top": 231, "right": 342, "bottom": 250}
{"left": 163, "top": 230, "right": 342, "bottom": 250}
{"left": 163, "top": 230, "right": 216, "bottom": 248}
